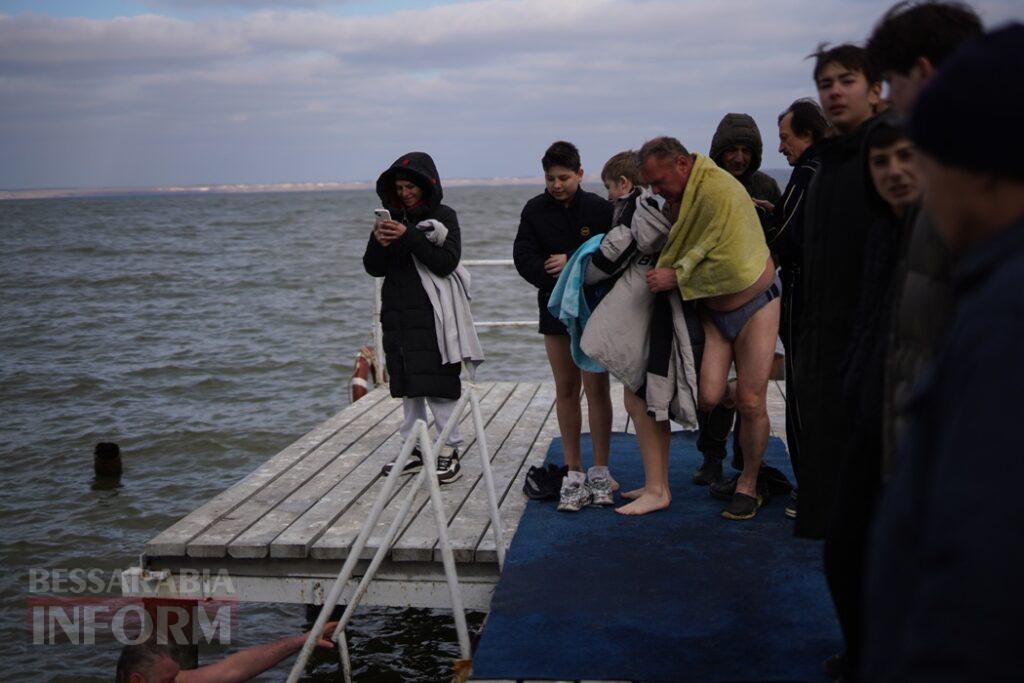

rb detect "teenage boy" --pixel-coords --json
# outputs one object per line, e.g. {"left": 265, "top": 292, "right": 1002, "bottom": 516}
{"left": 513, "top": 141, "right": 614, "bottom": 512}
{"left": 866, "top": 0, "right": 983, "bottom": 476}
{"left": 827, "top": 116, "right": 921, "bottom": 681}
{"left": 866, "top": 25, "right": 1024, "bottom": 679}
{"left": 790, "top": 44, "right": 884, "bottom": 541}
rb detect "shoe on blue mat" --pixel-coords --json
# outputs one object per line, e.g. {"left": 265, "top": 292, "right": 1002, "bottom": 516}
{"left": 721, "top": 492, "right": 762, "bottom": 520}
{"left": 557, "top": 474, "right": 591, "bottom": 512}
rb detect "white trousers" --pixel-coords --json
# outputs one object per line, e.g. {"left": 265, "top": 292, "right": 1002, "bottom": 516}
{"left": 400, "top": 396, "right": 463, "bottom": 447}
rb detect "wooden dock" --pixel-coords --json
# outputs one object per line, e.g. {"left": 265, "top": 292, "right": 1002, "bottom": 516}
{"left": 124, "top": 380, "right": 788, "bottom": 612}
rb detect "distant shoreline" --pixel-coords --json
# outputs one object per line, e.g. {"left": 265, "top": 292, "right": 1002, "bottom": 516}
{"left": 0, "top": 170, "right": 792, "bottom": 201}
{"left": 0, "top": 177, "right": 546, "bottom": 201}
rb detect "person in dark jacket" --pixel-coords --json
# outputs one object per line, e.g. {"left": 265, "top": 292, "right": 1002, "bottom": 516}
{"left": 363, "top": 152, "right": 464, "bottom": 483}
{"left": 865, "top": 1, "right": 983, "bottom": 477}
{"left": 513, "top": 141, "right": 614, "bottom": 512}
{"left": 824, "top": 115, "right": 920, "bottom": 681}
{"left": 791, "top": 44, "right": 885, "bottom": 542}
{"left": 708, "top": 99, "right": 833, "bottom": 514}
{"left": 709, "top": 113, "right": 783, "bottom": 205}
{"left": 865, "top": 24, "right": 1024, "bottom": 680}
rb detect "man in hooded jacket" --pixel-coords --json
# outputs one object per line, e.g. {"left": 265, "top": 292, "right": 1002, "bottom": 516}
{"left": 710, "top": 113, "right": 782, "bottom": 205}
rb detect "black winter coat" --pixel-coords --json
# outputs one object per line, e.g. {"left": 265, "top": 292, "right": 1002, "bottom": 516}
{"left": 791, "top": 117, "right": 887, "bottom": 539}
{"left": 363, "top": 152, "right": 461, "bottom": 399}
{"left": 513, "top": 189, "right": 613, "bottom": 334}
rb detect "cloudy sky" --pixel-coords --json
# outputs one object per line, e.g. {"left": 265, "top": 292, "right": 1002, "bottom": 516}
{"left": 1, "top": 0, "right": 1020, "bottom": 189}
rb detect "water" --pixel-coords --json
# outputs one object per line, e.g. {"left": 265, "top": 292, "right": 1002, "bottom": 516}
{"left": 0, "top": 185, "right": 565, "bottom": 681}
{"left": 0, "top": 171, "right": 793, "bottom": 680}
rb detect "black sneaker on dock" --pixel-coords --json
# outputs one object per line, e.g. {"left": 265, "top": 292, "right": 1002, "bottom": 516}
{"left": 436, "top": 447, "right": 462, "bottom": 484}
{"left": 381, "top": 447, "right": 424, "bottom": 477}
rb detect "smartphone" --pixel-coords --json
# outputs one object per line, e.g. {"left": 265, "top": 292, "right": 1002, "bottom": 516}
{"left": 373, "top": 208, "right": 391, "bottom": 223}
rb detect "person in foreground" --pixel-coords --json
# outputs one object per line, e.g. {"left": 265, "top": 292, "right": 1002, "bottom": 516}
{"left": 116, "top": 622, "right": 338, "bottom": 682}
{"left": 641, "top": 136, "right": 779, "bottom": 520}
{"left": 364, "top": 152, "right": 467, "bottom": 484}
{"left": 864, "top": 23, "right": 1024, "bottom": 682}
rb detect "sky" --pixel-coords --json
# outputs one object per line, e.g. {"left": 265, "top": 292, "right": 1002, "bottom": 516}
{"left": 1, "top": 0, "right": 1020, "bottom": 189}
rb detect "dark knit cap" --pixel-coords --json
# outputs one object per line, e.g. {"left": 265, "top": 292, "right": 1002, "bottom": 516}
{"left": 909, "top": 22, "right": 1024, "bottom": 179}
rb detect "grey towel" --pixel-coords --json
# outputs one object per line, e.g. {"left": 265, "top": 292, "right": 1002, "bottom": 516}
{"left": 413, "top": 219, "right": 485, "bottom": 370}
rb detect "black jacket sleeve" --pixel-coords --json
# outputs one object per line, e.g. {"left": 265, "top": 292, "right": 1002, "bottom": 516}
{"left": 513, "top": 207, "right": 557, "bottom": 291}
{"left": 363, "top": 231, "right": 392, "bottom": 277}
{"left": 400, "top": 207, "right": 461, "bottom": 277}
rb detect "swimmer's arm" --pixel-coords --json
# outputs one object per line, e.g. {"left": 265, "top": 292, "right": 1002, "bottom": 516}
{"left": 177, "top": 622, "right": 338, "bottom": 683}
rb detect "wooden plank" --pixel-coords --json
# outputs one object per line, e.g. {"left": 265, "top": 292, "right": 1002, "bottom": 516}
{"left": 146, "top": 388, "right": 390, "bottom": 556}
{"left": 266, "top": 382, "right": 501, "bottom": 559}
{"left": 390, "top": 382, "right": 543, "bottom": 563}
{"left": 425, "top": 383, "right": 555, "bottom": 563}
{"left": 307, "top": 382, "right": 517, "bottom": 560}
{"left": 476, "top": 395, "right": 561, "bottom": 563}
{"left": 186, "top": 394, "right": 404, "bottom": 558}
{"left": 766, "top": 380, "right": 787, "bottom": 446}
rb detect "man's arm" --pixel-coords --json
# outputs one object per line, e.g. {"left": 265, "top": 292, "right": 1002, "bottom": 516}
{"left": 513, "top": 209, "right": 557, "bottom": 290}
{"left": 178, "top": 622, "right": 338, "bottom": 683}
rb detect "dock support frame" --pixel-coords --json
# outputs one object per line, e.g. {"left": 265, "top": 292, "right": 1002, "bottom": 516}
{"left": 286, "top": 379, "right": 504, "bottom": 682}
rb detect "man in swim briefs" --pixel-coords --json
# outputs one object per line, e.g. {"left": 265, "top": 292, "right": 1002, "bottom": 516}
{"left": 641, "top": 136, "right": 780, "bottom": 520}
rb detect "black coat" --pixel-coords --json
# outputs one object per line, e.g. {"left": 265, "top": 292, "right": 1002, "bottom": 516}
{"left": 709, "top": 113, "right": 782, "bottom": 204}
{"left": 513, "top": 188, "right": 613, "bottom": 334}
{"left": 363, "top": 152, "right": 461, "bottom": 399}
{"left": 791, "top": 117, "right": 887, "bottom": 539}
{"left": 865, "top": 218, "right": 1024, "bottom": 681}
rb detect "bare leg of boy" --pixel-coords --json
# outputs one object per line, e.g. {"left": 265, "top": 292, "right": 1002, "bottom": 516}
{"left": 545, "top": 334, "right": 583, "bottom": 470}
{"left": 582, "top": 369, "right": 613, "bottom": 486}
{"left": 616, "top": 388, "right": 671, "bottom": 515}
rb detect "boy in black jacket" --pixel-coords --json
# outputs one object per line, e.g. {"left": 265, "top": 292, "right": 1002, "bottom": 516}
{"left": 513, "top": 141, "right": 614, "bottom": 512}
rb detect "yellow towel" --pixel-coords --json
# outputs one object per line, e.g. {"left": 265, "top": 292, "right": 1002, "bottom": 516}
{"left": 655, "top": 154, "right": 769, "bottom": 300}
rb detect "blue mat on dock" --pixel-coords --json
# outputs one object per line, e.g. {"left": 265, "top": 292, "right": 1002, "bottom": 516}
{"left": 472, "top": 431, "right": 840, "bottom": 682}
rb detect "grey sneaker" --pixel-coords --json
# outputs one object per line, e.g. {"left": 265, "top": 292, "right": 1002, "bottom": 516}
{"left": 587, "top": 469, "right": 614, "bottom": 506}
{"left": 557, "top": 475, "right": 591, "bottom": 512}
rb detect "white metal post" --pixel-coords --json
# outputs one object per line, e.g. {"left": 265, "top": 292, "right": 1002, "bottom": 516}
{"left": 284, "top": 432, "right": 420, "bottom": 683}
{"left": 415, "top": 419, "right": 472, "bottom": 659}
{"left": 470, "top": 387, "right": 506, "bottom": 569}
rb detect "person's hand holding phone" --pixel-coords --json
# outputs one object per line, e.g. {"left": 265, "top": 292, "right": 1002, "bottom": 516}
{"left": 374, "top": 219, "right": 406, "bottom": 246}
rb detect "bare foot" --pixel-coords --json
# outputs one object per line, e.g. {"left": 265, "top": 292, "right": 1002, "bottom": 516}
{"left": 615, "top": 491, "right": 671, "bottom": 515}
{"left": 620, "top": 487, "right": 646, "bottom": 500}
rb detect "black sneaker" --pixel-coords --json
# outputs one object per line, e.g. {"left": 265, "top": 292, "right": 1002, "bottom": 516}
{"left": 721, "top": 492, "right": 762, "bottom": 520}
{"left": 436, "top": 447, "right": 462, "bottom": 484}
{"left": 381, "top": 447, "right": 423, "bottom": 477}
{"left": 785, "top": 490, "right": 798, "bottom": 519}
{"left": 692, "top": 453, "right": 723, "bottom": 485}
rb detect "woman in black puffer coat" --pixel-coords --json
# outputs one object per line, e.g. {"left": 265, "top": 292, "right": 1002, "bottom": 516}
{"left": 363, "top": 152, "right": 464, "bottom": 481}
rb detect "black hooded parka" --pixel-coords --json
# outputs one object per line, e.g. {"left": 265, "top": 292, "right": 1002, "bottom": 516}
{"left": 709, "top": 113, "right": 782, "bottom": 204}
{"left": 363, "top": 152, "right": 461, "bottom": 399}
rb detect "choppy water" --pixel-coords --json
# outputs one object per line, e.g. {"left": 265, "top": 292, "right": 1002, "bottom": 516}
{"left": 0, "top": 172, "right": 792, "bottom": 681}
{"left": 0, "top": 185, "right": 563, "bottom": 681}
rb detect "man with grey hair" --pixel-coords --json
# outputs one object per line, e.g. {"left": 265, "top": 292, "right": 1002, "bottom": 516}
{"left": 640, "top": 136, "right": 780, "bottom": 520}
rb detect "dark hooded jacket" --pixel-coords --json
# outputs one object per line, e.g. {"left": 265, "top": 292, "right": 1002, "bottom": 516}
{"left": 710, "top": 113, "right": 782, "bottom": 204}
{"left": 363, "top": 152, "right": 461, "bottom": 399}
{"left": 791, "top": 115, "right": 888, "bottom": 539}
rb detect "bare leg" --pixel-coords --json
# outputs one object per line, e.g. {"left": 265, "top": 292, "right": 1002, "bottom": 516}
{"left": 698, "top": 311, "right": 734, "bottom": 413}
{"left": 582, "top": 370, "right": 612, "bottom": 467}
{"left": 544, "top": 334, "right": 583, "bottom": 471}
{"left": 616, "top": 389, "right": 671, "bottom": 515}
{"left": 731, "top": 298, "right": 781, "bottom": 498}
{"left": 620, "top": 386, "right": 647, "bottom": 500}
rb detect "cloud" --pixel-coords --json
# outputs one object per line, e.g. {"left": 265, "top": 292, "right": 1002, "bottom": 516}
{"left": 1, "top": 0, "right": 1021, "bottom": 188}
